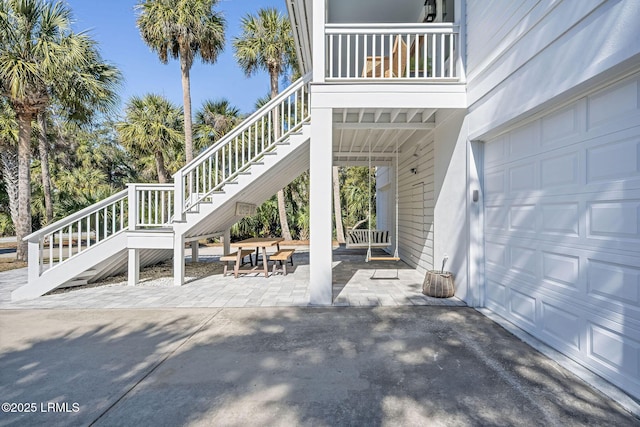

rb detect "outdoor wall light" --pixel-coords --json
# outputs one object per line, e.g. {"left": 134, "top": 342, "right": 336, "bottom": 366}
{"left": 410, "top": 167, "right": 418, "bottom": 174}
{"left": 423, "top": 0, "right": 436, "bottom": 22}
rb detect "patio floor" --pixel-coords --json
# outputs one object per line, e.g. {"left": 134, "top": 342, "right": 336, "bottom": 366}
{"left": 0, "top": 245, "right": 465, "bottom": 310}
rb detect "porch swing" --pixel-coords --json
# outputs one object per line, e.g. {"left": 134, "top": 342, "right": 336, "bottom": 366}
{"left": 344, "top": 137, "right": 400, "bottom": 263}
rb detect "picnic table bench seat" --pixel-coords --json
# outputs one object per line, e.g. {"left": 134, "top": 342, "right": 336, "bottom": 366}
{"left": 220, "top": 249, "right": 254, "bottom": 276}
{"left": 270, "top": 249, "right": 295, "bottom": 275}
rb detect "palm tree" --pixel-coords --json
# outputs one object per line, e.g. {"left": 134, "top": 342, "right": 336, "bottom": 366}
{"left": 333, "top": 166, "right": 345, "bottom": 243}
{"left": 136, "top": 0, "right": 225, "bottom": 164}
{"left": 0, "top": 0, "right": 120, "bottom": 260}
{"left": 37, "top": 39, "right": 120, "bottom": 225}
{"left": 233, "top": 7, "right": 296, "bottom": 241}
{"left": 117, "top": 94, "right": 184, "bottom": 184}
{"left": 194, "top": 98, "right": 241, "bottom": 151}
{"left": 0, "top": 100, "right": 18, "bottom": 236}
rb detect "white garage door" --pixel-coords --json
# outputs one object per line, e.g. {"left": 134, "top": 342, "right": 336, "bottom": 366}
{"left": 483, "top": 74, "right": 640, "bottom": 400}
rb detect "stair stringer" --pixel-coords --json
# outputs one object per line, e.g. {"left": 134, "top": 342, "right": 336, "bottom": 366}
{"left": 11, "top": 231, "right": 175, "bottom": 301}
{"left": 12, "top": 232, "right": 130, "bottom": 301}
{"left": 174, "top": 125, "right": 311, "bottom": 241}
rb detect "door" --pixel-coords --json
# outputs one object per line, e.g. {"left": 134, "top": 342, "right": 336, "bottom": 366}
{"left": 483, "top": 74, "right": 640, "bottom": 400}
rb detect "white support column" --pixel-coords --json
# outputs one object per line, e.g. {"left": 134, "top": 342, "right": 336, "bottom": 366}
{"left": 191, "top": 241, "right": 199, "bottom": 263}
{"left": 468, "top": 140, "right": 484, "bottom": 307}
{"left": 128, "top": 248, "right": 139, "bottom": 286}
{"left": 223, "top": 228, "right": 231, "bottom": 255}
{"left": 174, "top": 234, "right": 185, "bottom": 286}
{"left": 309, "top": 107, "right": 333, "bottom": 305}
{"left": 312, "top": 0, "right": 326, "bottom": 83}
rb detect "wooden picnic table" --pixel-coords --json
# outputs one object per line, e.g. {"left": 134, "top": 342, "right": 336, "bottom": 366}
{"left": 230, "top": 237, "right": 284, "bottom": 278}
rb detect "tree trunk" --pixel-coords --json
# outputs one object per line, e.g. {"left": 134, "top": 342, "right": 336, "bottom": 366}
{"left": 155, "top": 151, "right": 169, "bottom": 184}
{"left": 16, "top": 112, "right": 33, "bottom": 261}
{"left": 0, "top": 148, "right": 19, "bottom": 231}
{"left": 37, "top": 113, "right": 53, "bottom": 224}
{"left": 270, "top": 69, "right": 292, "bottom": 240}
{"left": 180, "top": 56, "right": 194, "bottom": 164}
{"left": 333, "top": 166, "right": 345, "bottom": 244}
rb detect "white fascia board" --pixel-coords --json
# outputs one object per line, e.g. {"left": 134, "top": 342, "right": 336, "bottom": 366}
{"left": 286, "top": 0, "right": 312, "bottom": 74}
{"left": 311, "top": 83, "right": 467, "bottom": 109}
{"left": 127, "top": 231, "right": 174, "bottom": 249}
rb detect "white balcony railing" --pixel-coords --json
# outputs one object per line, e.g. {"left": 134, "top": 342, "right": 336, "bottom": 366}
{"left": 128, "top": 183, "right": 174, "bottom": 229}
{"left": 325, "top": 23, "right": 460, "bottom": 81}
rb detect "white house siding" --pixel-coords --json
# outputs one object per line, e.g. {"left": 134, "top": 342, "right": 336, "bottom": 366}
{"left": 391, "top": 135, "right": 435, "bottom": 275}
{"left": 463, "top": 0, "right": 640, "bottom": 399}
{"left": 483, "top": 73, "right": 640, "bottom": 400}
{"left": 465, "top": 0, "right": 640, "bottom": 140}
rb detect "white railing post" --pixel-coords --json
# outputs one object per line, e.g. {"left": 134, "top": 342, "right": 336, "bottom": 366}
{"left": 27, "top": 238, "right": 41, "bottom": 283}
{"left": 174, "top": 172, "right": 185, "bottom": 222}
{"left": 128, "top": 184, "right": 137, "bottom": 231}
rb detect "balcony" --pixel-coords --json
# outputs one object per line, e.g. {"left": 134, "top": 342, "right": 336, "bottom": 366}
{"left": 325, "top": 23, "right": 460, "bottom": 82}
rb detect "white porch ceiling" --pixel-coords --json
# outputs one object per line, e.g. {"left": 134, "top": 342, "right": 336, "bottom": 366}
{"left": 332, "top": 108, "right": 435, "bottom": 166}
{"left": 327, "top": 0, "right": 424, "bottom": 23}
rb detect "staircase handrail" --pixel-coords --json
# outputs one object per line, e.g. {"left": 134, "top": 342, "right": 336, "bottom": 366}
{"left": 177, "top": 72, "right": 312, "bottom": 177}
{"left": 174, "top": 73, "right": 312, "bottom": 216}
{"left": 23, "top": 189, "right": 128, "bottom": 242}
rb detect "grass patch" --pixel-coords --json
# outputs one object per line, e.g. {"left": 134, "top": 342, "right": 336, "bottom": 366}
{"left": 0, "top": 258, "right": 26, "bottom": 272}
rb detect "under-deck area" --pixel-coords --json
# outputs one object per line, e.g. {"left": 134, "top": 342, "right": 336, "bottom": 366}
{"left": 0, "top": 246, "right": 465, "bottom": 309}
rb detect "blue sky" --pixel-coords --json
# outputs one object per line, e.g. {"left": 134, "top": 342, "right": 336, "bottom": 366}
{"left": 65, "top": 0, "right": 287, "bottom": 116}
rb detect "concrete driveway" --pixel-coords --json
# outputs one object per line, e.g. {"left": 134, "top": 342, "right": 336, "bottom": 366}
{"left": 0, "top": 307, "right": 637, "bottom": 426}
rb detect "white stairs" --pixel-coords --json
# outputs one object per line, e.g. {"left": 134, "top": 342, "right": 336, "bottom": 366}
{"left": 12, "top": 75, "right": 312, "bottom": 301}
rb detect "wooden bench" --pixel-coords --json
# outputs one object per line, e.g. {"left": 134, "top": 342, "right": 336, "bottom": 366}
{"left": 269, "top": 249, "right": 295, "bottom": 276}
{"left": 220, "top": 250, "right": 254, "bottom": 276}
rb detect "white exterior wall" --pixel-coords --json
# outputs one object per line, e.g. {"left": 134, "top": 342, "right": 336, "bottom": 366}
{"left": 432, "top": 110, "right": 475, "bottom": 303}
{"left": 464, "top": 0, "right": 640, "bottom": 400}
{"left": 466, "top": 0, "right": 640, "bottom": 139}
{"left": 395, "top": 136, "right": 435, "bottom": 274}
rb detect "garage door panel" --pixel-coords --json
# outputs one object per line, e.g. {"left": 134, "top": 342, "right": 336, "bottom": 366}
{"left": 542, "top": 251, "right": 580, "bottom": 290}
{"left": 486, "top": 190, "right": 640, "bottom": 254}
{"left": 589, "top": 322, "right": 640, "bottom": 380}
{"left": 541, "top": 102, "right": 584, "bottom": 146}
{"left": 541, "top": 301, "right": 582, "bottom": 352}
{"left": 509, "top": 121, "right": 541, "bottom": 159}
{"left": 587, "top": 78, "right": 640, "bottom": 130}
{"left": 540, "top": 152, "right": 580, "bottom": 188}
{"left": 585, "top": 136, "right": 640, "bottom": 183}
{"left": 587, "top": 199, "right": 640, "bottom": 241}
{"left": 486, "top": 268, "right": 640, "bottom": 337}
{"left": 486, "top": 279, "right": 506, "bottom": 309}
{"left": 509, "top": 288, "right": 537, "bottom": 327}
{"left": 485, "top": 126, "right": 640, "bottom": 203}
{"left": 487, "top": 235, "right": 640, "bottom": 314}
{"left": 484, "top": 74, "right": 640, "bottom": 399}
{"left": 540, "top": 202, "right": 580, "bottom": 236}
{"left": 587, "top": 259, "right": 640, "bottom": 307}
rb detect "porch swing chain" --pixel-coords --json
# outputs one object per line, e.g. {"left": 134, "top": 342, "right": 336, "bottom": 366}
{"left": 393, "top": 137, "right": 399, "bottom": 259}
{"left": 366, "top": 140, "right": 372, "bottom": 262}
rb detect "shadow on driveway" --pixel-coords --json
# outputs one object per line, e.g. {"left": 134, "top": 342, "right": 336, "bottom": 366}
{"left": 0, "top": 307, "right": 637, "bottom": 426}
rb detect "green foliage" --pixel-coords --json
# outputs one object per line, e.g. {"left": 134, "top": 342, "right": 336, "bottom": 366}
{"left": 341, "top": 167, "right": 376, "bottom": 229}
{"left": 0, "top": 212, "right": 14, "bottom": 236}
{"left": 117, "top": 94, "right": 184, "bottom": 183}
{"left": 233, "top": 8, "right": 296, "bottom": 82}
{"left": 194, "top": 98, "right": 241, "bottom": 151}
{"left": 136, "top": 0, "right": 226, "bottom": 68}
